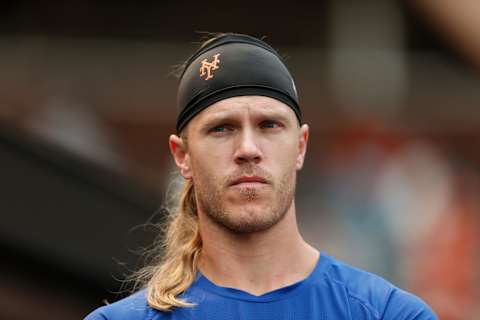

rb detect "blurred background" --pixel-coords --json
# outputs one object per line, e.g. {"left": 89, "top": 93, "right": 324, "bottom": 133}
{"left": 1, "top": 0, "right": 479, "bottom": 319}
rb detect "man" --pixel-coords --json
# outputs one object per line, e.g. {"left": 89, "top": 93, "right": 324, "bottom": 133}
{"left": 85, "top": 33, "right": 437, "bottom": 319}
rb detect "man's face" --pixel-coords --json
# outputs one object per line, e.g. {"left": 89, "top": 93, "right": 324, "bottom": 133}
{"left": 170, "top": 96, "right": 308, "bottom": 234}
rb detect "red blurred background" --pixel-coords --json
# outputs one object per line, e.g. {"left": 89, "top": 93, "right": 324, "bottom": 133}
{"left": 0, "top": 1, "right": 479, "bottom": 319}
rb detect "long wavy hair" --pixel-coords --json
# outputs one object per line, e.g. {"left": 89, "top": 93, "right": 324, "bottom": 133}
{"left": 131, "top": 177, "right": 201, "bottom": 311}
{"left": 131, "top": 32, "right": 267, "bottom": 311}
{"left": 129, "top": 34, "right": 227, "bottom": 311}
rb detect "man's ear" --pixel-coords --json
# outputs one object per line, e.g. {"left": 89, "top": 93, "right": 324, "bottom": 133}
{"left": 169, "top": 134, "right": 192, "bottom": 179}
{"left": 296, "top": 124, "right": 309, "bottom": 170}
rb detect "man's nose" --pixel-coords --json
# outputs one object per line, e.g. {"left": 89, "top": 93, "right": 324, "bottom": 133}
{"left": 234, "top": 129, "right": 262, "bottom": 164}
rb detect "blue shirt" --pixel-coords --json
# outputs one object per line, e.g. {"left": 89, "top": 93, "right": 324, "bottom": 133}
{"left": 85, "top": 253, "right": 437, "bottom": 320}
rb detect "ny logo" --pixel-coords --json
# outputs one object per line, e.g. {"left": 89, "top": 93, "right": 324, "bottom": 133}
{"left": 199, "top": 53, "right": 221, "bottom": 80}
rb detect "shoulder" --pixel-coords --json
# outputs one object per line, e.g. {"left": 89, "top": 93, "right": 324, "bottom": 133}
{"left": 321, "top": 254, "right": 438, "bottom": 320}
{"left": 84, "top": 289, "right": 159, "bottom": 320}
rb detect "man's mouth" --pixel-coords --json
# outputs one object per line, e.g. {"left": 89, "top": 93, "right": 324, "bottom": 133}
{"left": 230, "top": 176, "right": 268, "bottom": 186}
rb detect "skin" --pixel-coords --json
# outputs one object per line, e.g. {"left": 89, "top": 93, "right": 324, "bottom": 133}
{"left": 169, "top": 96, "right": 319, "bottom": 296}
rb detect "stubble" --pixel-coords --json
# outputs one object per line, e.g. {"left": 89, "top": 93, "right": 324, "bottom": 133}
{"left": 194, "top": 164, "right": 296, "bottom": 234}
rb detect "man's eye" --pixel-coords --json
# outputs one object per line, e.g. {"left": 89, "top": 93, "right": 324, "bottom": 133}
{"left": 261, "top": 121, "right": 280, "bottom": 129}
{"left": 209, "top": 125, "right": 229, "bottom": 133}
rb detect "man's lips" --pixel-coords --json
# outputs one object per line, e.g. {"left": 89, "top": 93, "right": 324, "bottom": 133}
{"left": 230, "top": 176, "right": 267, "bottom": 186}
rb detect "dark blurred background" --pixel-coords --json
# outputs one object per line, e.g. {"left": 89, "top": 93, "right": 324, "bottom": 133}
{"left": 1, "top": 1, "right": 479, "bottom": 319}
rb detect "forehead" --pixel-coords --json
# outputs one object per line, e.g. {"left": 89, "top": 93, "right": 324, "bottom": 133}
{"left": 191, "top": 96, "right": 297, "bottom": 125}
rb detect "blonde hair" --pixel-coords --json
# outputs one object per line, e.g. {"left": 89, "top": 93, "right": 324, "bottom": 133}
{"left": 131, "top": 33, "right": 250, "bottom": 311}
{"left": 129, "top": 35, "right": 221, "bottom": 311}
{"left": 132, "top": 178, "right": 202, "bottom": 311}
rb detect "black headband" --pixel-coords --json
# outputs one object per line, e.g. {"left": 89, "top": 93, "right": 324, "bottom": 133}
{"left": 176, "top": 33, "right": 301, "bottom": 133}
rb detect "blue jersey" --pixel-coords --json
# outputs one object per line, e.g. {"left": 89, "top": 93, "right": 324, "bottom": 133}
{"left": 85, "top": 253, "right": 437, "bottom": 320}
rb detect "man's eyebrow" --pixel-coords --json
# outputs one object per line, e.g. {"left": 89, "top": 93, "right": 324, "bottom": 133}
{"left": 255, "top": 109, "right": 296, "bottom": 125}
{"left": 199, "top": 105, "right": 295, "bottom": 127}
{"left": 198, "top": 113, "right": 234, "bottom": 131}
{"left": 260, "top": 111, "right": 290, "bottom": 120}
{"left": 202, "top": 112, "right": 231, "bottom": 123}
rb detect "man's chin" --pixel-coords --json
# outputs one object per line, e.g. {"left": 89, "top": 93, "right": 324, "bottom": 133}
{"left": 226, "top": 198, "right": 271, "bottom": 213}
{"left": 227, "top": 185, "right": 270, "bottom": 202}
{"left": 218, "top": 216, "right": 278, "bottom": 234}
{"left": 215, "top": 205, "right": 282, "bottom": 234}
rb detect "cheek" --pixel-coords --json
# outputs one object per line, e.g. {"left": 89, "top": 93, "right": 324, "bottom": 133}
{"left": 194, "top": 141, "right": 232, "bottom": 164}
{"left": 191, "top": 157, "right": 213, "bottom": 176}
{"left": 269, "top": 138, "right": 299, "bottom": 165}
{"left": 189, "top": 149, "right": 227, "bottom": 181}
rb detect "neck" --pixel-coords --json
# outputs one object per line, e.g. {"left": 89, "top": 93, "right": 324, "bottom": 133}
{"left": 197, "top": 202, "right": 319, "bottom": 296}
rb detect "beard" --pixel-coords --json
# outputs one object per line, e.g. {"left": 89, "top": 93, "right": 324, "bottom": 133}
{"left": 193, "top": 164, "right": 296, "bottom": 234}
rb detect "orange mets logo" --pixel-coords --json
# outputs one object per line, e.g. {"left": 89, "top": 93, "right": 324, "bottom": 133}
{"left": 199, "top": 53, "right": 221, "bottom": 80}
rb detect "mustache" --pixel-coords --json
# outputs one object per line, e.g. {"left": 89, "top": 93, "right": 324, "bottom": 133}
{"left": 225, "top": 165, "right": 274, "bottom": 186}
